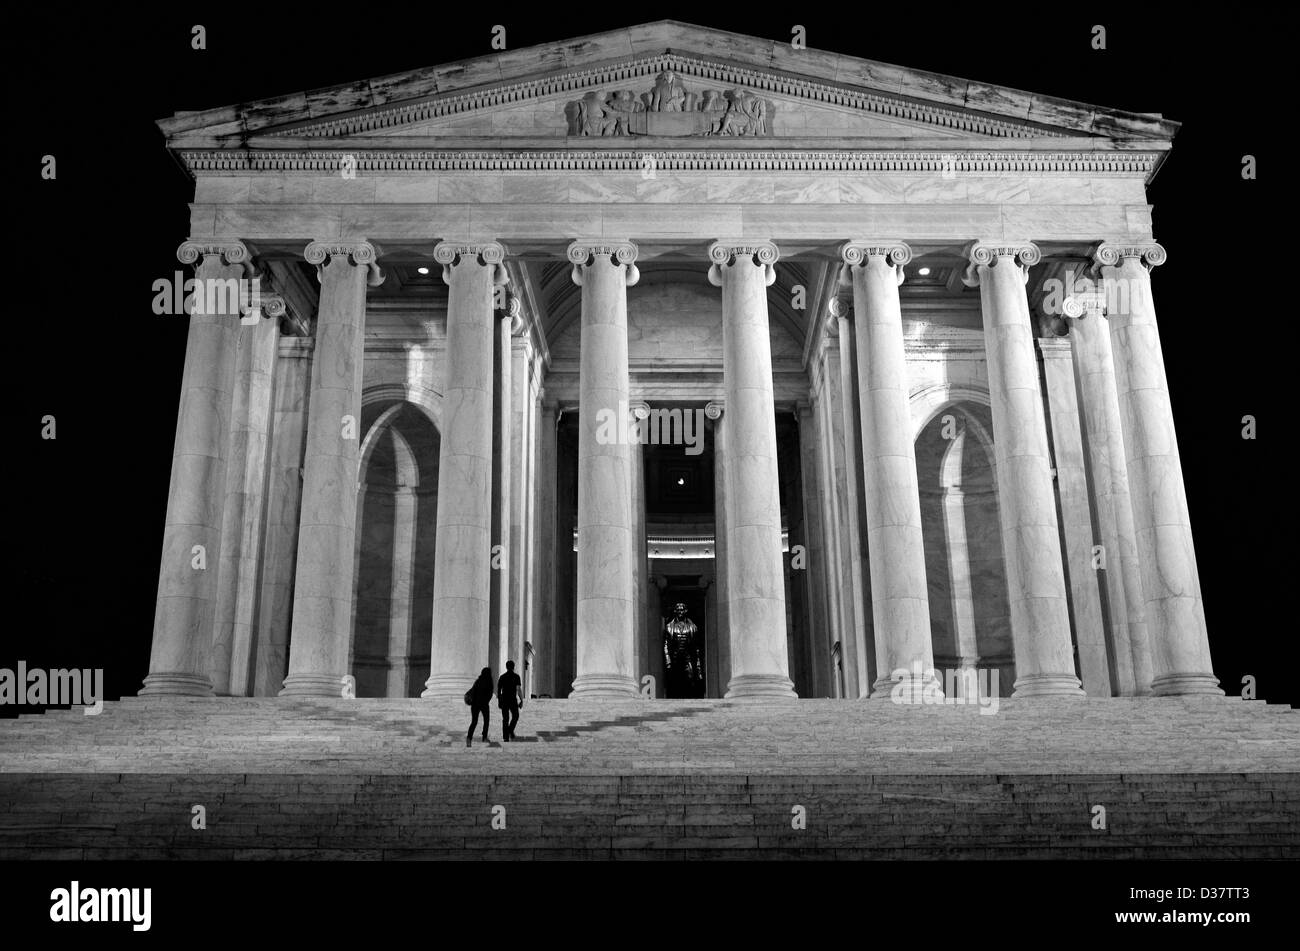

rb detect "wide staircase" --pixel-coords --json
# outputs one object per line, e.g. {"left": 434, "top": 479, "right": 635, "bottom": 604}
{"left": 1, "top": 696, "right": 1296, "bottom": 859}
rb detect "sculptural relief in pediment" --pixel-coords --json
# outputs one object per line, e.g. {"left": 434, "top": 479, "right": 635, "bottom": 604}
{"left": 565, "top": 70, "right": 775, "bottom": 137}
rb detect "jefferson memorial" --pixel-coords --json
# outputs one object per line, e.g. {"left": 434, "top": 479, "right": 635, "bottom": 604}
{"left": 145, "top": 20, "right": 1219, "bottom": 704}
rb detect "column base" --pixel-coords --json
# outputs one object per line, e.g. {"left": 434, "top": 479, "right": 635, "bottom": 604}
{"left": 1151, "top": 673, "right": 1224, "bottom": 696}
{"left": 725, "top": 674, "right": 797, "bottom": 700}
{"left": 1011, "top": 673, "right": 1086, "bottom": 698}
{"left": 570, "top": 674, "right": 638, "bottom": 699}
{"left": 871, "top": 672, "right": 945, "bottom": 703}
{"left": 422, "top": 673, "right": 476, "bottom": 700}
{"left": 278, "top": 674, "right": 347, "bottom": 698}
{"left": 139, "top": 673, "right": 213, "bottom": 697}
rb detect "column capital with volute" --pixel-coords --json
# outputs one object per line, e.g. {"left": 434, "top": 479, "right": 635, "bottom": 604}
{"left": 1062, "top": 294, "right": 1108, "bottom": 321}
{"left": 962, "top": 240, "right": 1041, "bottom": 287}
{"left": 304, "top": 239, "right": 385, "bottom": 286}
{"left": 1092, "top": 241, "right": 1167, "bottom": 272}
{"left": 839, "top": 241, "right": 910, "bottom": 288}
{"left": 177, "top": 238, "right": 255, "bottom": 274}
{"left": 567, "top": 240, "right": 640, "bottom": 287}
{"left": 433, "top": 240, "right": 508, "bottom": 287}
{"left": 707, "top": 240, "right": 779, "bottom": 287}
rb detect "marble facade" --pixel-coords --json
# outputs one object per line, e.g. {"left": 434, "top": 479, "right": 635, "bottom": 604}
{"left": 144, "top": 21, "right": 1220, "bottom": 702}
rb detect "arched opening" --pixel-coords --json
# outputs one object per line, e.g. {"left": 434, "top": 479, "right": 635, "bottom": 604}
{"left": 915, "top": 402, "right": 1014, "bottom": 697}
{"left": 351, "top": 400, "right": 440, "bottom": 698}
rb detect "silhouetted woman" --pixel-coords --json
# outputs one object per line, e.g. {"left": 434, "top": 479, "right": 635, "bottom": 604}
{"left": 467, "top": 667, "right": 494, "bottom": 748}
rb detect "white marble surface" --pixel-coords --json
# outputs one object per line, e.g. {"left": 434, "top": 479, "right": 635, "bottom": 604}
{"left": 214, "top": 315, "right": 279, "bottom": 696}
{"left": 145, "top": 246, "right": 246, "bottom": 697}
{"left": 966, "top": 243, "right": 1082, "bottom": 698}
{"left": 1067, "top": 302, "right": 1152, "bottom": 695}
{"left": 423, "top": 245, "right": 505, "bottom": 698}
{"left": 1038, "top": 336, "right": 1110, "bottom": 696}
{"left": 843, "top": 245, "right": 939, "bottom": 700}
{"left": 1098, "top": 249, "right": 1219, "bottom": 696}
{"left": 571, "top": 242, "right": 639, "bottom": 698}
{"left": 281, "top": 246, "right": 373, "bottom": 697}
{"left": 710, "top": 242, "right": 796, "bottom": 698}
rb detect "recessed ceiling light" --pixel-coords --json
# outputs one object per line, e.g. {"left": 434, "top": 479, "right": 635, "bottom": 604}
{"left": 918, "top": 267, "right": 931, "bottom": 276}
{"left": 417, "top": 266, "right": 430, "bottom": 275}
{"left": 677, "top": 477, "right": 686, "bottom": 486}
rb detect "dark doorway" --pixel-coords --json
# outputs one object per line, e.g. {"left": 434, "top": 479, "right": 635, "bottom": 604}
{"left": 659, "top": 582, "right": 707, "bottom": 698}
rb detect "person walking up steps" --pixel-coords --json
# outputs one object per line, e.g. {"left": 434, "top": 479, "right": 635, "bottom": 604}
{"left": 465, "top": 667, "right": 494, "bottom": 748}
{"left": 497, "top": 660, "right": 523, "bottom": 741}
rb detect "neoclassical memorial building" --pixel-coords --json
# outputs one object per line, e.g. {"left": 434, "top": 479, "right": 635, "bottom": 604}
{"left": 146, "top": 21, "right": 1220, "bottom": 703}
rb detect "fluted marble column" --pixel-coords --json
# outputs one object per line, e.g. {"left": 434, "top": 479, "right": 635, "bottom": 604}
{"left": 708, "top": 241, "right": 796, "bottom": 699}
{"left": 144, "top": 239, "right": 253, "bottom": 695}
{"left": 219, "top": 295, "right": 283, "bottom": 697}
{"left": 1064, "top": 293, "right": 1152, "bottom": 695}
{"left": 570, "top": 240, "right": 640, "bottom": 698}
{"left": 963, "top": 242, "right": 1083, "bottom": 697}
{"left": 1092, "top": 243, "right": 1220, "bottom": 695}
{"left": 841, "top": 242, "right": 940, "bottom": 701}
{"left": 1038, "top": 335, "right": 1111, "bottom": 696}
{"left": 423, "top": 242, "right": 509, "bottom": 698}
{"left": 280, "top": 240, "right": 383, "bottom": 697}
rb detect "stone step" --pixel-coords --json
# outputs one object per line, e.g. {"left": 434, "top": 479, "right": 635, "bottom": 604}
{"left": 3, "top": 698, "right": 1296, "bottom": 858}
{"left": 1, "top": 771, "right": 1296, "bottom": 860}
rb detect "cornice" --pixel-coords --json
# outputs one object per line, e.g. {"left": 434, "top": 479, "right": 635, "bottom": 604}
{"left": 177, "top": 147, "right": 1160, "bottom": 177}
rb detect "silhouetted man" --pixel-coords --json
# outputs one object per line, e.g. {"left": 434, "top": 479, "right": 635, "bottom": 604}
{"left": 497, "top": 660, "right": 523, "bottom": 741}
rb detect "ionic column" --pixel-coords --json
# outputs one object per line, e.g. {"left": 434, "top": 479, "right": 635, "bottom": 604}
{"left": 422, "top": 242, "right": 509, "bottom": 698}
{"left": 708, "top": 241, "right": 796, "bottom": 699}
{"left": 830, "top": 299, "right": 873, "bottom": 697}
{"left": 507, "top": 299, "right": 536, "bottom": 681}
{"left": 1064, "top": 293, "right": 1151, "bottom": 695}
{"left": 217, "top": 295, "right": 283, "bottom": 696}
{"left": 1038, "top": 334, "right": 1112, "bottom": 696}
{"left": 1092, "top": 243, "right": 1220, "bottom": 695}
{"left": 489, "top": 290, "right": 511, "bottom": 675}
{"left": 144, "top": 239, "right": 253, "bottom": 696}
{"left": 963, "top": 242, "right": 1083, "bottom": 697}
{"left": 570, "top": 240, "right": 640, "bottom": 698}
{"left": 280, "top": 240, "right": 383, "bottom": 697}
{"left": 841, "top": 242, "right": 940, "bottom": 700}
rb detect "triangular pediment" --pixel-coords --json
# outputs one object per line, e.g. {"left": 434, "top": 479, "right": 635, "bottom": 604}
{"left": 260, "top": 51, "right": 1060, "bottom": 143}
{"left": 159, "top": 22, "right": 1177, "bottom": 151}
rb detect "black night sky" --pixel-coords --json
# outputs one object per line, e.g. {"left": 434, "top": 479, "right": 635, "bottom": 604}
{"left": 7, "top": 6, "right": 1292, "bottom": 709}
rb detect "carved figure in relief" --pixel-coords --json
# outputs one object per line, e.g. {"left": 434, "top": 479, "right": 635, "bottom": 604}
{"left": 604, "top": 89, "right": 643, "bottom": 135}
{"left": 565, "top": 72, "right": 774, "bottom": 137}
{"left": 699, "top": 90, "right": 727, "bottom": 134}
{"left": 717, "top": 88, "right": 768, "bottom": 136}
{"left": 576, "top": 90, "right": 612, "bottom": 136}
{"left": 649, "top": 70, "right": 688, "bottom": 111}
